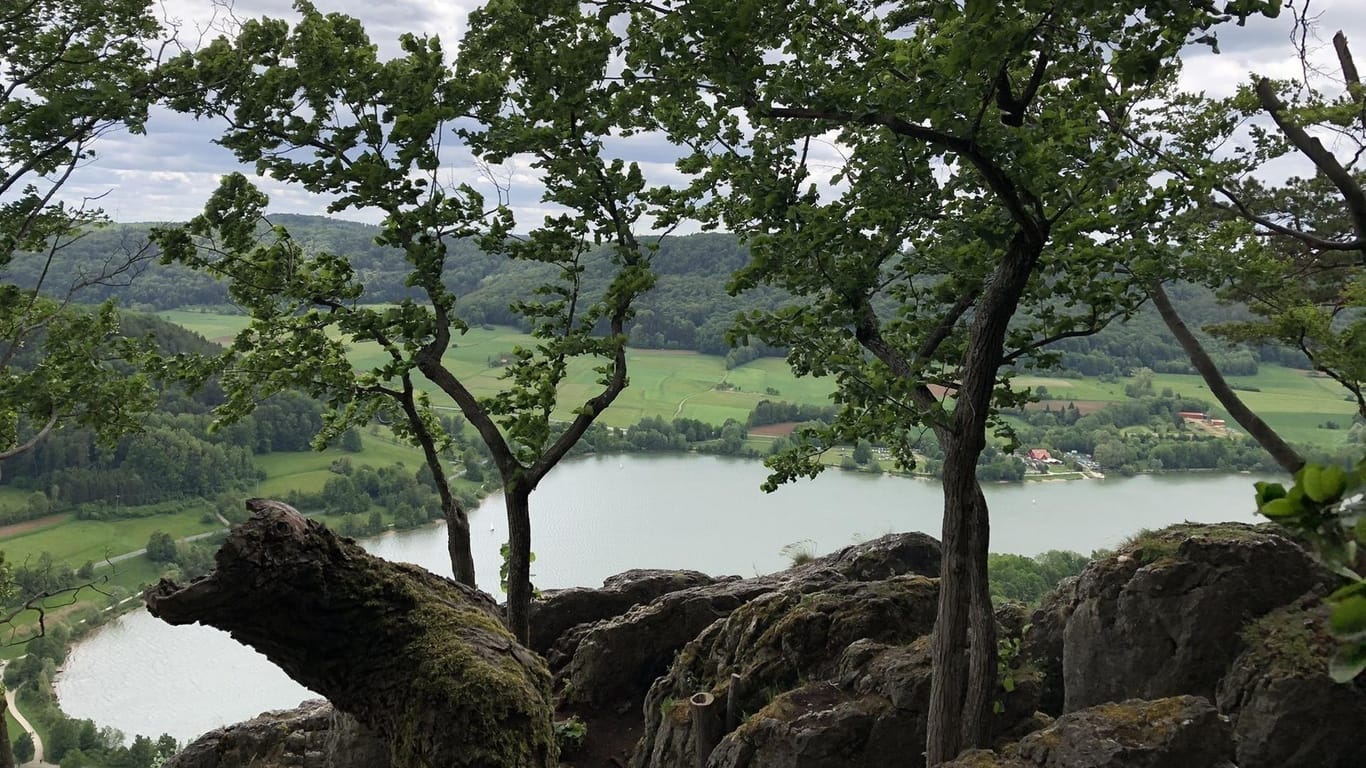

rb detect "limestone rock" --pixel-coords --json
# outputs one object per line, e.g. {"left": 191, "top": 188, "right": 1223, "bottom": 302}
{"left": 529, "top": 569, "right": 721, "bottom": 657}
{"left": 1022, "top": 575, "right": 1080, "bottom": 716}
{"left": 165, "top": 700, "right": 390, "bottom": 768}
{"left": 560, "top": 532, "right": 941, "bottom": 710}
{"left": 1216, "top": 598, "right": 1366, "bottom": 768}
{"left": 942, "top": 696, "right": 1235, "bottom": 768}
{"left": 1061, "top": 522, "right": 1329, "bottom": 711}
{"left": 632, "top": 576, "right": 940, "bottom": 768}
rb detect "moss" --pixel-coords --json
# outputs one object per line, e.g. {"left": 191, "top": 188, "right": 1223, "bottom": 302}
{"left": 1085, "top": 696, "right": 1192, "bottom": 743}
{"left": 1238, "top": 601, "right": 1334, "bottom": 678}
{"left": 1120, "top": 522, "right": 1266, "bottom": 565}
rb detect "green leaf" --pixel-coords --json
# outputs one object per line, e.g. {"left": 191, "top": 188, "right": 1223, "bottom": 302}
{"left": 1303, "top": 464, "right": 1347, "bottom": 504}
{"left": 1259, "top": 497, "right": 1301, "bottom": 519}
{"left": 1329, "top": 593, "right": 1366, "bottom": 638}
{"left": 1328, "top": 643, "right": 1366, "bottom": 683}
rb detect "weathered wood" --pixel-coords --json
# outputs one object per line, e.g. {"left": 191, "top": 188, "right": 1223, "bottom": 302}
{"left": 725, "top": 673, "right": 743, "bottom": 732}
{"left": 689, "top": 692, "right": 723, "bottom": 768}
{"left": 144, "top": 499, "right": 556, "bottom": 768}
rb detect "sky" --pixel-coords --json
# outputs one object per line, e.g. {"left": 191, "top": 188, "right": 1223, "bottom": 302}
{"left": 47, "top": 0, "right": 1366, "bottom": 230}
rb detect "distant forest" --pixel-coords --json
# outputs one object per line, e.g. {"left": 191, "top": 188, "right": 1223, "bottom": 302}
{"left": 11, "top": 214, "right": 1308, "bottom": 375}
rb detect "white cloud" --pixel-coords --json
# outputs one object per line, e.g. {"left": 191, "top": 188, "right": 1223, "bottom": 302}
{"left": 38, "top": 0, "right": 1364, "bottom": 234}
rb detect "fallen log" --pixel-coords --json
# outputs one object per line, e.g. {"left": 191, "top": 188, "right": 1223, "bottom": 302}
{"left": 145, "top": 499, "right": 556, "bottom": 768}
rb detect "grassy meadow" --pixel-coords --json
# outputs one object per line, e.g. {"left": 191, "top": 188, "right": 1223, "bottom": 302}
{"left": 163, "top": 310, "right": 1357, "bottom": 449}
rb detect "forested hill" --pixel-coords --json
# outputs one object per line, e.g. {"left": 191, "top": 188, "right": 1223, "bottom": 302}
{"left": 14, "top": 215, "right": 1307, "bottom": 375}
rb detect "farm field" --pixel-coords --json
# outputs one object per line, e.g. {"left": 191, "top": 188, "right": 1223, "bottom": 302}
{"left": 163, "top": 312, "right": 1356, "bottom": 447}
{"left": 1014, "top": 367, "right": 1356, "bottom": 448}
{"left": 162, "top": 312, "right": 839, "bottom": 428}
{"left": 0, "top": 507, "right": 218, "bottom": 568}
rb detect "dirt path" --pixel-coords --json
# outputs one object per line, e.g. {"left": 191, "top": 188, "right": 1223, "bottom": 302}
{"left": 4, "top": 675, "right": 57, "bottom": 767}
{"left": 0, "top": 514, "right": 68, "bottom": 540}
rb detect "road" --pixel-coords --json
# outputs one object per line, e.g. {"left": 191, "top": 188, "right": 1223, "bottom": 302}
{"left": 97, "top": 527, "right": 228, "bottom": 567}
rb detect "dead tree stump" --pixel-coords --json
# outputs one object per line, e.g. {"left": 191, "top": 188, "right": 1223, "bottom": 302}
{"left": 145, "top": 499, "right": 557, "bottom": 768}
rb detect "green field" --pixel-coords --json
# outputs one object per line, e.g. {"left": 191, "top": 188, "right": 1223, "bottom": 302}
{"left": 1016, "top": 365, "right": 1357, "bottom": 448}
{"left": 0, "top": 508, "right": 219, "bottom": 568}
{"left": 163, "top": 312, "right": 840, "bottom": 428}
{"left": 165, "top": 310, "right": 1357, "bottom": 448}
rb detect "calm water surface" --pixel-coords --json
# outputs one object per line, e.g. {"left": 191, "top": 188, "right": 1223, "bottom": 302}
{"left": 56, "top": 454, "right": 1271, "bottom": 743}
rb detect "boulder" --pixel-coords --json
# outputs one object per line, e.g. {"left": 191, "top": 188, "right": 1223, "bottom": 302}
{"left": 632, "top": 576, "right": 940, "bottom": 768}
{"left": 1216, "top": 598, "right": 1366, "bottom": 768}
{"left": 165, "top": 700, "right": 390, "bottom": 768}
{"left": 529, "top": 569, "right": 721, "bottom": 657}
{"left": 1061, "top": 522, "right": 1329, "bottom": 711}
{"left": 1021, "top": 575, "right": 1080, "bottom": 716}
{"left": 560, "top": 532, "right": 941, "bottom": 710}
{"left": 941, "top": 695, "right": 1235, "bottom": 768}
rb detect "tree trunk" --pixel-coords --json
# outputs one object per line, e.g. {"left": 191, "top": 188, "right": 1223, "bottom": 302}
{"left": 928, "top": 440, "right": 998, "bottom": 765}
{"left": 443, "top": 497, "right": 477, "bottom": 588}
{"left": 144, "top": 499, "right": 557, "bottom": 768}
{"left": 925, "top": 233, "right": 1041, "bottom": 764}
{"left": 1149, "top": 281, "right": 1303, "bottom": 474}
{"left": 960, "top": 481, "right": 996, "bottom": 750}
{"left": 505, "top": 485, "right": 534, "bottom": 645}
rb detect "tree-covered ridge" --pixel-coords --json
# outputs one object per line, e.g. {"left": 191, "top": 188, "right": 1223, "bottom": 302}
{"left": 6, "top": 219, "right": 1311, "bottom": 375}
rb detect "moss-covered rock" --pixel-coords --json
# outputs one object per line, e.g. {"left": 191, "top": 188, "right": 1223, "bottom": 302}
{"left": 945, "top": 696, "right": 1235, "bottom": 768}
{"left": 1061, "top": 522, "right": 1331, "bottom": 711}
{"left": 147, "top": 500, "right": 557, "bottom": 768}
{"left": 1217, "top": 597, "right": 1366, "bottom": 768}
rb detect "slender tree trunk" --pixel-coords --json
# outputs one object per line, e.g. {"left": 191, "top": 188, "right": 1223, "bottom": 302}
{"left": 505, "top": 484, "right": 534, "bottom": 645}
{"left": 444, "top": 499, "right": 477, "bottom": 587}
{"left": 926, "top": 234, "right": 1041, "bottom": 765}
{"left": 928, "top": 439, "right": 998, "bottom": 764}
{"left": 1149, "top": 281, "right": 1303, "bottom": 474}
{"left": 960, "top": 481, "right": 996, "bottom": 750}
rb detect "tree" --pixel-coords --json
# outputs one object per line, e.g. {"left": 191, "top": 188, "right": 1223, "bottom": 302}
{"left": 153, "top": 1, "right": 657, "bottom": 642}
{"left": 582, "top": 0, "right": 1278, "bottom": 761}
{"left": 145, "top": 531, "right": 176, "bottom": 563}
{"left": 0, "top": 0, "right": 162, "bottom": 473}
{"left": 11, "top": 733, "right": 33, "bottom": 764}
{"left": 1137, "top": 20, "right": 1366, "bottom": 474}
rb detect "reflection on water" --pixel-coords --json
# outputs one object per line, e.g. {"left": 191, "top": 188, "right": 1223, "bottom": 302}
{"left": 56, "top": 455, "right": 1270, "bottom": 742}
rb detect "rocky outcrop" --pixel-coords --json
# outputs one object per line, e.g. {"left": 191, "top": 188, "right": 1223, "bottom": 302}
{"left": 1216, "top": 598, "right": 1366, "bottom": 768}
{"left": 1022, "top": 575, "right": 1080, "bottom": 716}
{"left": 632, "top": 576, "right": 940, "bottom": 768}
{"left": 165, "top": 700, "right": 389, "bottom": 768}
{"left": 529, "top": 569, "right": 721, "bottom": 657}
{"left": 560, "top": 532, "right": 941, "bottom": 710}
{"left": 1061, "top": 523, "right": 1329, "bottom": 711}
{"left": 940, "top": 696, "right": 1234, "bottom": 768}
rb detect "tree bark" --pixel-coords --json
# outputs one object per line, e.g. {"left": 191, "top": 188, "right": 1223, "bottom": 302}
{"left": 505, "top": 485, "right": 534, "bottom": 645}
{"left": 1148, "top": 281, "right": 1303, "bottom": 474}
{"left": 144, "top": 499, "right": 557, "bottom": 768}
{"left": 925, "top": 232, "right": 1041, "bottom": 765}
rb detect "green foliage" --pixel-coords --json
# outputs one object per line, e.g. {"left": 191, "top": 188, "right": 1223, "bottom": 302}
{"left": 987, "top": 550, "right": 1090, "bottom": 606}
{"left": 12, "top": 733, "right": 33, "bottom": 764}
{"left": 552, "top": 716, "right": 587, "bottom": 757}
{"left": 152, "top": 1, "right": 661, "bottom": 637}
{"left": 1255, "top": 457, "right": 1366, "bottom": 680}
{"left": 0, "top": 0, "right": 162, "bottom": 468}
{"left": 144, "top": 531, "right": 175, "bottom": 564}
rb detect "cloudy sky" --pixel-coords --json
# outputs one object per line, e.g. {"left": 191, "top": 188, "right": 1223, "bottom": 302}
{"left": 52, "top": 0, "right": 1366, "bottom": 229}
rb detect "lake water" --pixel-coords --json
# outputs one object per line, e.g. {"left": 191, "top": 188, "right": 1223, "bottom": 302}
{"left": 55, "top": 454, "right": 1273, "bottom": 743}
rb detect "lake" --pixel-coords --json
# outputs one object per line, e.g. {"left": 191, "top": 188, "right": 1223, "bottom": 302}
{"left": 55, "top": 454, "right": 1272, "bottom": 743}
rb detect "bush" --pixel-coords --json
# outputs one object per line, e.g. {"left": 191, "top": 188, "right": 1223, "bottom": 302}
{"left": 13, "top": 732, "right": 34, "bottom": 763}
